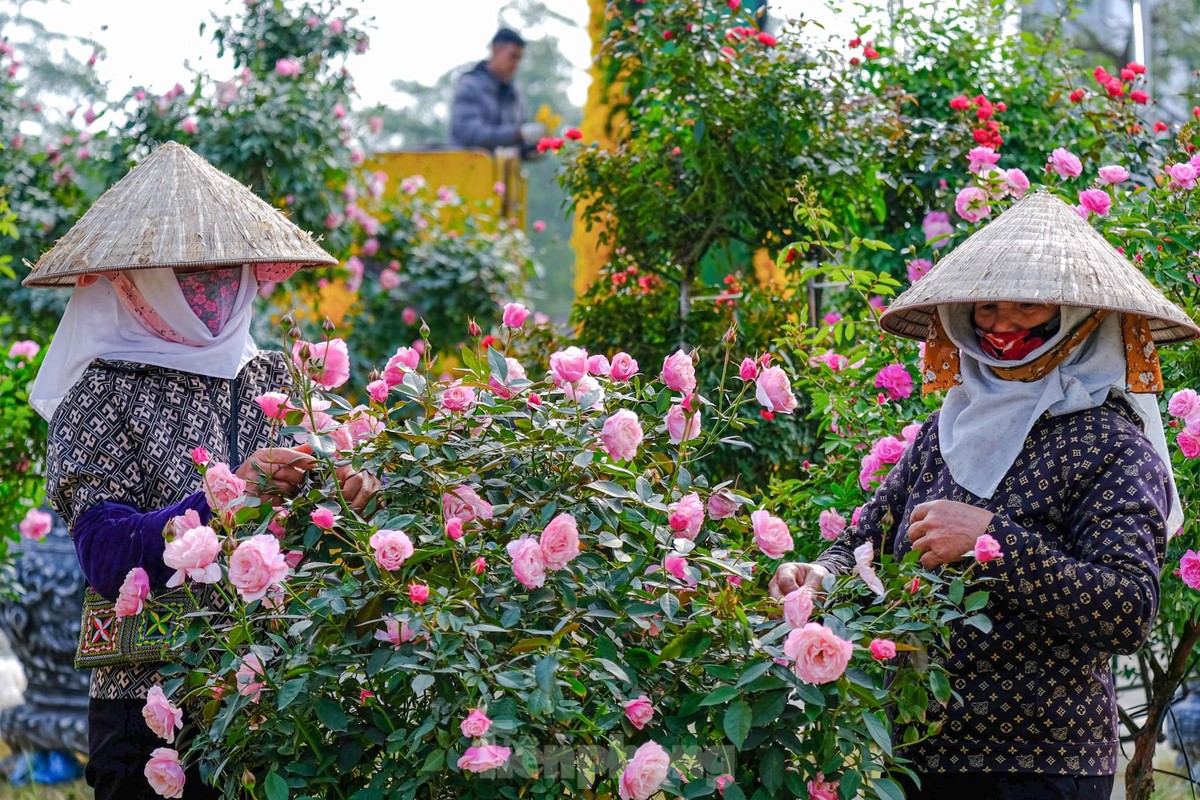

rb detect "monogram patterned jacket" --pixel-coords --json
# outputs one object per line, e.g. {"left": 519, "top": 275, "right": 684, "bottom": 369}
{"left": 816, "top": 394, "right": 1169, "bottom": 776}
{"left": 47, "top": 352, "right": 291, "bottom": 700}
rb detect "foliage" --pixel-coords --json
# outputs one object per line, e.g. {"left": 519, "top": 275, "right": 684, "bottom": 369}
{"left": 0, "top": 339, "right": 46, "bottom": 558}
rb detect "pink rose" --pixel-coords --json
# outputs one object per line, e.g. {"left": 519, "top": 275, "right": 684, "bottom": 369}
{"left": 408, "top": 583, "right": 429, "bottom": 604}
{"left": 441, "top": 383, "right": 477, "bottom": 413}
{"left": 550, "top": 346, "right": 589, "bottom": 384}
{"left": 367, "top": 380, "right": 389, "bottom": 403}
{"left": 822, "top": 312, "right": 843, "bottom": 325}
{"left": 922, "top": 210, "right": 953, "bottom": 246}
{"left": 818, "top": 508, "right": 846, "bottom": 541}
{"left": 1168, "top": 389, "right": 1200, "bottom": 420}
{"left": 1167, "top": 162, "right": 1198, "bottom": 191}
{"left": 228, "top": 534, "right": 289, "bottom": 602}
{"left": 667, "top": 493, "right": 705, "bottom": 540}
{"left": 442, "top": 486, "right": 493, "bottom": 523}
{"left": 115, "top": 567, "right": 150, "bottom": 618}
{"left": 311, "top": 507, "right": 338, "bottom": 530}
{"left": 17, "top": 508, "right": 52, "bottom": 541}
{"left": 7, "top": 340, "right": 39, "bottom": 360}
{"left": 707, "top": 488, "right": 743, "bottom": 520}
{"left": 901, "top": 422, "right": 923, "bottom": 447}
{"left": 602, "top": 410, "right": 644, "bottom": 462}
{"left": 344, "top": 407, "right": 384, "bottom": 445}
{"left": 807, "top": 773, "right": 839, "bottom": 800}
{"left": 1098, "top": 164, "right": 1129, "bottom": 184}
{"left": 974, "top": 533, "right": 1002, "bottom": 562}
{"left": 663, "top": 555, "right": 691, "bottom": 583}
{"left": 502, "top": 302, "right": 530, "bottom": 329}
{"left": 873, "top": 364, "right": 913, "bottom": 401}
{"left": 618, "top": 740, "right": 670, "bottom": 800}
{"left": 1048, "top": 147, "right": 1083, "bottom": 178}
{"left": 507, "top": 536, "right": 547, "bottom": 589}
{"left": 236, "top": 653, "right": 266, "bottom": 701}
{"left": 274, "top": 57, "right": 301, "bottom": 78}
{"left": 1004, "top": 168, "right": 1030, "bottom": 199}
{"left": 202, "top": 463, "right": 247, "bottom": 527}
{"left": 166, "top": 508, "right": 202, "bottom": 539}
{"left": 755, "top": 366, "right": 798, "bottom": 414}
{"left": 783, "top": 586, "right": 813, "bottom": 629}
{"left": 871, "top": 435, "right": 906, "bottom": 465}
{"left": 384, "top": 347, "right": 421, "bottom": 385}
{"left": 1175, "top": 549, "right": 1200, "bottom": 590}
{"left": 610, "top": 352, "right": 639, "bottom": 381}
{"left": 660, "top": 349, "right": 697, "bottom": 394}
{"left": 1179, "top": 428, "right": 1200, "bottom": 458}
{"left": 966, "top": 146, "right": 1000, "bottom": 174}
{"left": 716, "top": 775, "right": 734, "bottom": 796}
{"left": 562, "top": 375, "right": 605, "bottom": 408}
{"left": 460, "top": 708, "right": 492, "bottom": 738}
{"left": 906, "top": 258, "right": 932, "bottom": 283}
{"left": 539, "top": 513, "right": 581, "bottom": 570}
{"left": 954, "top": 186, "right": 992, "bottom": 222}
{"left": 854, "top": 542, "right": 886, "bottom": 596}
{"left": 379, "top": 270, "right": 401, "bottom": 291}
{"left": 751, "top": 510, "right": 793, "bottom": 558}
{"left": 446, "top": 518, "right": 464, "bottom": 540}
{"left": 489, "top": 357, "right": 528, "bottom": 399}
{"left": 190, "top": 447, "right": 210, "bottom": 466}
{"left": 163, "top": 525, "right": 222, "bottom": 587}
{"left": 144, "top": 747, "right": 186, "bottom": 799}
{"left": 784, "top": 623, "right": 854, "bottom": 684}
{"left": 738, "top": 357, "right": 759, "bottom": 381}
{"left": 808, "top": 349, "right": 849, "bottom": 371}
{"left": 370, "top": 529, "right": 414, "bottom": 571}
{"left": 143, "top": 686, "right": 183, "bottom": 744}
{"left": 851, "top": 506, "right": 863, "bottom": 526}
{"left": 859, "top": 453, "right": 885, "bottom": 491}
{"left": 587, "top": 354, "right": 612, "bottom": 377}
{"left": 457, "top": 744, "right": 511, "bottom": 773}
{"left": 624, "top": 695, "right": 654, "bottom": 730}
{"left": 869, "top": 639, "right": 897, "bottom": 660}
{"left": 665, "top": 403, "right": 701, "bottom": 444}
{"left": 291, "top": 338, "right": 350, "bottom": 389}
{"left": 472, "top": 557, "right": 487, "bottom": 575}
{"left": 1078, "top": 188, "right": 1111, "bottom": 217}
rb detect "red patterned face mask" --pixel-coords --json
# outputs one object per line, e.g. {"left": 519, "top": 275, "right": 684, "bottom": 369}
{"left": 176, "top": 267, "right": 243, "bottom": 336}
{"left": 974, "top": 315, "right": 1061, "bottom": 361}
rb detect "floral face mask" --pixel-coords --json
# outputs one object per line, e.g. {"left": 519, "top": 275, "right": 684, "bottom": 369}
{"left": 176, "top": 267, "right": 243, "bottom": 336}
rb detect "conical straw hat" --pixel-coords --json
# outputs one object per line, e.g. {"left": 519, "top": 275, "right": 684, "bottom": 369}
{"left": 23, "top": 141, "right": 338, "bottom": 287}
{"left": 879, "top": 190, "right": 1200, "bottom": 344}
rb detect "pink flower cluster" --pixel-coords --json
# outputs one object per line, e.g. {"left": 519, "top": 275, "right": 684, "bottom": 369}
{"left": 17, "top": 508, "right": 51, "bottom": 541}
{"left": 1168, "top": 389, "right": 1200, "bottom": 458}
{"left": 783, "top": 622, "right": 854, "bottom": 684}
{"left": 1176, "top": 549, "right": 1200, "bottom": 590}
{"left": 507, "top": 513, "right": 581, "bottom": 589}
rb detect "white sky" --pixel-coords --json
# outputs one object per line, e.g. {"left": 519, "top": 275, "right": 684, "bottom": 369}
{"left": 25, "top": 0, "right": 848, "bottom": 113}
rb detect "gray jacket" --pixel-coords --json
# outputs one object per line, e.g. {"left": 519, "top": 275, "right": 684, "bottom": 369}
{"left": 449, "top": 61, "right": 526, "bottom": 150}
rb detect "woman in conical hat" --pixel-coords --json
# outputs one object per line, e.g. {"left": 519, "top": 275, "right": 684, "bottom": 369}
{"left": 28, "top": 143, "right": 376, "bottom": 800}
{"left": 771, "top": 192, "right": 1195, "bottom": 799}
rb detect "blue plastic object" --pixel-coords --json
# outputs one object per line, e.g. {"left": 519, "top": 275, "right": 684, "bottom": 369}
{"left": 7, "top": 750, "right": 85, "bottom": 786}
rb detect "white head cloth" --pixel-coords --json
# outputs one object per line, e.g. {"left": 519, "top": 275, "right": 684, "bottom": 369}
{"left": 936, "top": 303, "right": 1182, "bottom": 532}
{"left": 30, "top": 265, "right": 259, "bottom": 421}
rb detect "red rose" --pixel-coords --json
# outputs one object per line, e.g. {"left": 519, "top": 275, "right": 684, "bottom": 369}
{"left": 863, "top": 47, "right": 879, "bottom": 59}
{"left": 949, "top": 94, "right": 971, "bottom": 110}
{"left": 848, "top": 36, "right": 861, "bottom": 47}
{"left": 849, "top": 56, "right": 860, "bottom": 66}
{"left": 1131, "top": 89, "right": 1149, "bottom": 104}
{"left": 1128, "top": 62, "right": 1147, "bottom": 74}
{"left": 1093, "top": 66, "right": 1111, "bottom": 83}
{"left": 1069, "top": 88, "right": 1085, "bottom": 103}
{"left": 1154, "top": 121, "right": 1168, "bottom": 132}
{"left": 1105, "top": 78, "right": 1124, "bottom": 97}
{"left": 565, "top": 127, "right": 582, "bottom": 140}
{"left": 663, "top": 30, "right": 673, "bottom": 40}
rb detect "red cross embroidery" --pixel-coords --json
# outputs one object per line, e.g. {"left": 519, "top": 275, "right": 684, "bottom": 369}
{"left": 89, "top": 615, "right": 113, "bottom": 645}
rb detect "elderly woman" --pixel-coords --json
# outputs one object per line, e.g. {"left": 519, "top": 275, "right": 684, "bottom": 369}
{"left": 772, "top": 192, "right": 1193, "bottom": 800}
{"left": 26, "top": 143, "right": 376, "bottom": 799}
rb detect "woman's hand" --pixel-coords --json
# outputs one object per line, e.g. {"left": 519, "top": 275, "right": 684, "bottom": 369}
{"left": 906, "top": 499, "right": 994, "bottom": 569}
{"left": 236, "top": 447, "right": 317, "bottom": 504}
{"left": 336, "top": 465, "right": 381, "bottom": 513}
{"left": 769, "top": 562, "right": 832, "bottom": 598}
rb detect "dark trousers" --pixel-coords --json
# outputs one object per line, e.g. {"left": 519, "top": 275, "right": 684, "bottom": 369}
{"left": 900, "top": 772, "right": 1115, "bottom": 800}
{"left": 86, "top": 698, "right": 220, "bottom": 800}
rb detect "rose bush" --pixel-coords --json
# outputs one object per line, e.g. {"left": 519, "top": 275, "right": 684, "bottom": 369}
{"left": 0, "top": 338, "right": 48, "bottom": 558}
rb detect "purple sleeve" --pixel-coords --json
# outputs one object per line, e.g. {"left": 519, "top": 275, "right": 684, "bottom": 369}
{"left": 74, "top": 493, "right": 211, "bottom": 600}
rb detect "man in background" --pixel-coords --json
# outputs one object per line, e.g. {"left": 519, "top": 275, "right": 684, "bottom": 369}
{"left": 450, "top": 28, "right": 542, "bottom": 157}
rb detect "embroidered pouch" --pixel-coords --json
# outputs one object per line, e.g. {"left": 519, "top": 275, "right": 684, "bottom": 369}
{"left": 74, "top": 586, "right": 198, "bottom": 670}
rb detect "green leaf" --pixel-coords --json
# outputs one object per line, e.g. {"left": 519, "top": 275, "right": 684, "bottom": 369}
{"left": 759, "top": 748, "right": 784, "bottom": 792}
{"left": 412, "top": 674, "right": 435, "bottom": 695}
{"left": 929, "top": 670, "right": 951, "bottom": 705}
{"left": 264, "top": 770, "right": 289, "bottom": 800}
{"left": 701, "top": 686, "right": 742, "bottom": 707}
{"left": 659, "top": 629, "right": 712, "bottom": 662}
{"left": 722, "top": 701, "right": 752, "bottom": 749}
{"left": 722, "top": 785, "right": 747, "bottom": 800}
{"left": 948, "top": 577, "right": 964, "bottom": 606}
{"left": 873, "top": 777, "right": 905, "bottom": 800}
{"left": 588, "top": 480, "right": 637, "bottom": 500}
{"left": 277, "top": 677, "right": 308, "bottom": 711}
{"left": 963, "top": 614, "right": 993, "bottom": 633}
{"left": 963, "top": 591, "right": 989, "bottom": 613}
{"left": 314, "top": 697, "right": 348, "bottom": 732}
{"left": 750, "top": 691, "right": 789, "bottom": 726}
{"left": 862, "top": 710, "right": 892, "bottom": 757}
{"left": 736, "top": 661, "right": 772, "bottom": 688}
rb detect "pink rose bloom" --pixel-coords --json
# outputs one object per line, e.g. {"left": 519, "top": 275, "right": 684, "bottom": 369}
{"left": 457, "top": 744, "right": 511, "bottom": 773}
{"left": 329, "top": 18, "right": 345, "bottom": 33}
{"left": 1176, "top": 549, "right": 1200, "bottom": 589}
{"left": 310, "top": 507, "right": 338, "bottom": 530}
{"left": 809, "top": 349, "right": 849, "bottom": 371}
{"left": 550, "top": 346, "right": 589, "bottom": 384}
{"left": 507, "top": 536, "right": 547, "bottom": 589}
{"left": 974, "top": 533, "right": 1002, "bottom": 562}
{"left": 610, "top": 352, "right": 639, "bottom": 381}
{"left": 17, "top": 508, "right": 52, "bottom": 541}
{"left": 163, "top": 525, "right": 222, "bottom": 587}
{"left": 660, "top": 349, "right": 697, "bottom": 394}
{"left": 716, "top": 775, "right": 734, "bottom": 796}
{"left": 784, "top": 622, "right": 854, "bottom": 684}
{"left": 755, "top": 365, "right": 798, "bottom": 414}
{"left": 738, "top": 357, "right": 759, "bottom": 381}
{"left": 143, "top": 686, "right": 183, "bottom": 744}
{"left": 807, "top": 773, "right": 839, "bottom": 800}
{"left": 166, "top": 508, "right": 202, "bottom": 539}
{"left": 624, "top": 695, "right": 655, "bottom": 730}
{"left": 384, "top": 347, "right": 421, "bottom": 385}
{"left": 1098, "top": 165, "right": 1129, "bottom": 184}
{"left": 235, "top": 653, "right": 266, "bottom": 701}
{"left": 854, "top": 542, "right": 886, "bottom": 596}
{"left": 367, "top": 380, "right": 389, "bottom": 403}
{"left": 344, "top": 407, "right": 383, "bottom": 445}
{"left": 859, "top": 453, "right": 884, "bottom": 491}
{"left": 370, "top": 529, "right": 414, "bottom": 571}
{"left": 292, "top": 338, "right": 351, "bottom": 389}
{"left": 374, "top": 619, "right": 416, "bottom": 647}
{"left": 1004, "top": 168, "right": 1031, "bottom": 199}
{"left": 871, "top": 435, "right": 906, "bottom": 465}
{"left": 667, "top": 493, "right": 705, "bottom": 540}
{"left": 587, "top": 354, "right": 612, "bottom": 377}
{"left": 954, "top": 186, "right": 992, "bottom": 223}
{"left": 818, "top": 508, "right": 846, "bottom": 541}
{"left": 874, "top": 364, "right": 913, "bottom": 400}
{"left": 202, "top": 461, "right": 247, "bottom": 519}
{"left": 851, "top": 506, "right": 863, "bottom": 526}
{"left": 460, "top": 708, "right": 492, "bottom": 738}
{"left": 1167, "top": 162, "right": 1198, "bottom": 191}
{"left": 783, "top": 586, "right": 813, "bottom": 629}
{"left": 665, "top": 403, "right": 701, "bottom": 444}
{"left": 539, "top": 513, "right": 581, "bottom": 570}
{"left": 1048, "top": 147, "right": 1083, "bottom": 178}
{"left": 751, "top": 510, "right": 794, "bottom": 558}
{"left": 906, "top": 258, "right": 932, "bottom": 283}
{"left": 901, "top": 422, "right": 923, "bottom": 446}
{"left": 7, "top": 340, "right": 39, "bottom": 360}
{"left": 115, "top": 567, "right": 150, "bottom": 618}
{"left": 1177, "top": 428, "right": 1200, "bottom": 458}
{"left": 408, "top": 583, "right": 429, "bottom": 604}
{"left": 869, "top": 639, "right": 897, "bottom": 660}
{"left": 562, "top": 375, "right": 605, "bottom": 408}
{"left": 922, "top": 210, "right": 953, "bottom": 247}
{"left": 144, "top": 747, "right": 186, "bottom": 799}
{"left": 472, "top": 557, "right": 487, "bottom": 575}
{"left": 441, "top": 382, "right": 477, "bottom": 413}
{"left": 485, "top": 357, "right": 526, "bottom": 400}
{"left": 1078, "top": 188, "right": 1112, "bottom": 217}
{"left": 190, "top": 446, "right": 210, "bottom": 466}
{"left": 663, "top": 555, "right": 691, "bottom": 582}
{"left": 502, "top": 302, "right": 531, "bottom": 329}
{"left": 379, "top": 269, "right": 401, "bottom": 291}
{"left": 446, "top": 518, "right": 464, "bottom": 540}
{"left": 442, "top": 486, "right": 493, "bottom": 523}
{"left": 602, "top": 409, "right": 644, "bottom": 462}
{"left": 1168, "top": 389, "right": 1200, "bottom": 420}
{"left": 707, "top": 488, "right": 743, "bottom": 520}
{"left": 966, "top": 146, "right": 1001, "bottom": 174}
{"left": 618, "top": 741, "right": 670, "bottom": 800}
{"left": 228, "top": 534, "right": 290, "bottom": 602}
{"left": 253, "top": 392, "right": 290, "bottom": 420}
{"left": 822, "top": 312, "right": 843, "bottom": 325}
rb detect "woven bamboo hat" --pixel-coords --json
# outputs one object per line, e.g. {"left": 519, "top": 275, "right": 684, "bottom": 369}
{"left": 23, "top": 141, "right": 338, "bottom": 287}
{"left": 879, "top": 190, "right": 1200, "bottom": 344}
